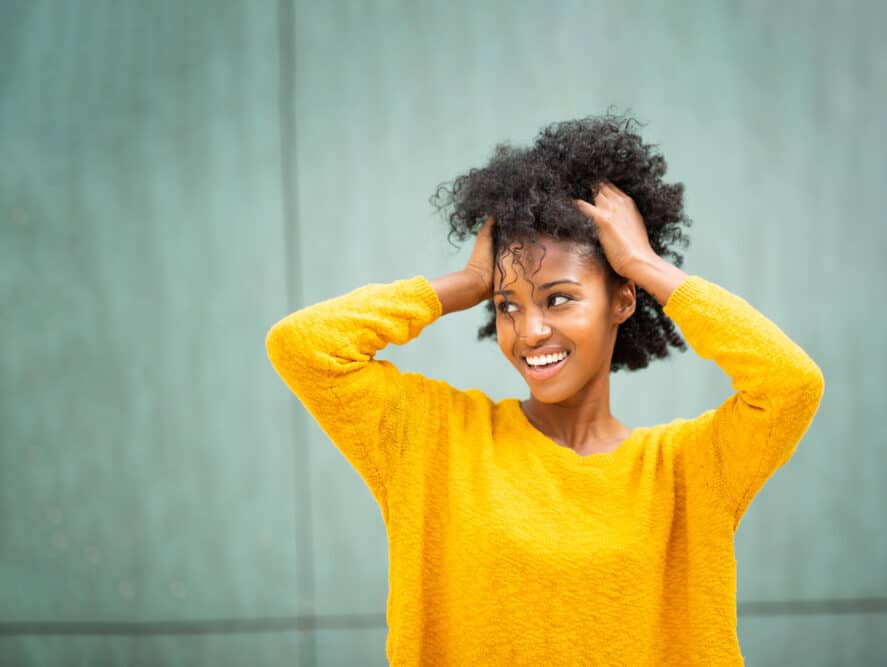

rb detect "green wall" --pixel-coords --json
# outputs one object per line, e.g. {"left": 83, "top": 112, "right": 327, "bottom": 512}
{"left": 1, "top": 1, "right": 884, "bottom": 665}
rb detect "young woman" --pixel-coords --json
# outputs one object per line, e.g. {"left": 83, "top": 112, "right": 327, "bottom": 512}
{"left": 266, "top": 115, "right": 824, "bottom": 665}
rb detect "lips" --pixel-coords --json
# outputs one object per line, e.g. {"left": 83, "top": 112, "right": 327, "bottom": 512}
{"left": 522, "top": 351, "right": 570, "bottom": 381}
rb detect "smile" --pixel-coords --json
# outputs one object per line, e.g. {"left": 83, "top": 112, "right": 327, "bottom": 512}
{"left": 522, "top": 351, "right": 570, "bottom": 380}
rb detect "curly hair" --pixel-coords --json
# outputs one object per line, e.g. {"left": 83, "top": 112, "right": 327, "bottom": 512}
{"left": 430, "top": 112, "right": 691, "bottom": 372}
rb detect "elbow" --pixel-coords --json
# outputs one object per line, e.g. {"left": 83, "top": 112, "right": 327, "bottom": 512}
{"left": 265, "top": 324, "right": 279, "bottom": 366}
{"left": 810, "top": 363, "right": 825, "bottom": 406}
{"left": 810, "top": 363, "right": 825, "bottom": 401}
{"left": 265, "top": 316, "right": 300, "bottom": 371}
{"left": 265, "top": 313, "right": 326, "bottom": 377}
{"left": 265, "top": 323, "right": 284, "bottom": 371}
{"left": 792, "top": 357, "right": 825, "bottom": 415}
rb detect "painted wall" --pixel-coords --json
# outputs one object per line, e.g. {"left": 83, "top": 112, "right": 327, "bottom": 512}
{"left": 1, "top": 1, "right": 884, "bottom": 664}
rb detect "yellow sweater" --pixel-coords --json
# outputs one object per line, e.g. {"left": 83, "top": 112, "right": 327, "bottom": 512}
{"left": 266, "top": 275, "right": 824, "bottom": 666}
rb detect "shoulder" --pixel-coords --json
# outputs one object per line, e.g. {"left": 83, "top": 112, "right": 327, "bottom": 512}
{"left": 632, "top": 411, "right": 718, "bottom": 457}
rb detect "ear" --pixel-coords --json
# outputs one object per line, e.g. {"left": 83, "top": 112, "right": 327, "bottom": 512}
{"left": 612, "top": 280, "right": 636, "bottom": 324}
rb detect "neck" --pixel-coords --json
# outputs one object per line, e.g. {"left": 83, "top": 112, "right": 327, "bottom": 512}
{"left": 521, "top": 373, "right": 631, "bottom": 455}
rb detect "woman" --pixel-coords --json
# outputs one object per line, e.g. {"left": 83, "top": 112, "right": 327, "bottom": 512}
{"left": 266, "top": 115, "right": 824, "bottom": 665}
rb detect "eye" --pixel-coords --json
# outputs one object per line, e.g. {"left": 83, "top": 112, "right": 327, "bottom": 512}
{"left": 496, "top": 300, "right": 517, "bottom": 314}
{"left": 548, "top": 294, "right": 571, "bottom": 307}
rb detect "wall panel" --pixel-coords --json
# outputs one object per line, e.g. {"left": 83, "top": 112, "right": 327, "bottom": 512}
{"left": 1, "top": 0, "right": 884, "bottom": 665}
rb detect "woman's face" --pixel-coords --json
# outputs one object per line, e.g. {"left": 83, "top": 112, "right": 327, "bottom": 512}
{"left": 493, "top": 235, "right": 635, "bottom": 405}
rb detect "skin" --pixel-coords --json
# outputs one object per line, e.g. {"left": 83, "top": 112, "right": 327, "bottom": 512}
{"left": 430, "top": 181, "right": 688, "bottom": 456}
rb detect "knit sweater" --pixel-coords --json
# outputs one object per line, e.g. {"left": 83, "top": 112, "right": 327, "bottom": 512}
{"left": 265, "top": 275, "right": 824, "bottom": 666}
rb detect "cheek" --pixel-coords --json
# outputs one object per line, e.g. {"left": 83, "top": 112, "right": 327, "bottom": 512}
{"left": 553, "top": 310, "right": 608, "bottom": 346}
{"left": 495, "top": 318, "right": 514, "bottom": 358}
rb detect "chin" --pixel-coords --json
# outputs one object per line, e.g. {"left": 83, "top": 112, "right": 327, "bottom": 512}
{"left": 526, "top": 383, "right": 575, "bottom": 405}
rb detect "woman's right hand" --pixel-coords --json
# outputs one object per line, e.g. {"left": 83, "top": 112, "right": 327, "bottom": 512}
{"left": 430, "top": 216, "right": 495, "bottom": 315}
{"left": 463, "top": 216, "right": 495, "bottom": 298}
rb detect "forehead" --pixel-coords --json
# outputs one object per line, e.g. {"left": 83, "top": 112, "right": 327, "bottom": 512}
{"left": 495, "top": 235, "right": 599, "bottom": 282}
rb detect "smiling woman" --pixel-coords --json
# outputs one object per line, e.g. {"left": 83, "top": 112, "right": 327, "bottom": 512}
{"left": 491, "top": 236, "right": 635, "bottom": 434}
{"left": 434, "top": 114, "right": 691, "bottom": 370}
{"left": 265, "top": 114, "right": 825, "bottom": 665}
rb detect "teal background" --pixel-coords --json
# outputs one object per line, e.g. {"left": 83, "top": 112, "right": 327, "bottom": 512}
{"left": 1, "top": 1, "right": 885, "bottom": 665}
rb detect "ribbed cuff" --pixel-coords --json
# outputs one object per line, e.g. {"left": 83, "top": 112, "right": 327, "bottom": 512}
{"left": 662, "top": 275, "right": 711, "bottom": 318}
{"left": 409, "top": 275, "right": 444, "bottom": 321}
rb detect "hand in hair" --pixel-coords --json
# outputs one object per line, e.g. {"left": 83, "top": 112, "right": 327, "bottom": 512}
{"left": 574, "top": 181, "right": 657, "bottom": 278}
{"left": 576, "top": 182, "right": 687, "bottom": 306}
{"left": 430, "top": 216, "right": 495, "bottom": 315}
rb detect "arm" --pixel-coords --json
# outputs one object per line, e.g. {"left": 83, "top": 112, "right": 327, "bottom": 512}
{"left": 265, "top": 277, "right": 444, "bottom": 500}
{"left": 265, "top": 219, "right": 494, "bottom": 500}
{"left": 429, "top": 216, "right": 495, "bottom": 314}
{"left": 577, "top": 182, "right": 824, "bottom": 524}
{"left": 662, "top": 277, "right": 824, "bottom": 526}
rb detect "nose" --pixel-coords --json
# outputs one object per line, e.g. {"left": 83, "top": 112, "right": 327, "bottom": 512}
{"left": 517, "top": 306, "right": 552, "bottom": 344}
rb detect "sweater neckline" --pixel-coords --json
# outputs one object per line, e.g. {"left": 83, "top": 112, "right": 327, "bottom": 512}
{"left": 503, "top": 398, "right": 647, "bottom": 467}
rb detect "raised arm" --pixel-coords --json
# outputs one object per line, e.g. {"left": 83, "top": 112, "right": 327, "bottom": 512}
{"left": 265, "top": 277, "right": 442, "bottom": 500}
{"left": 577, "top": 182, "right": 824, "bottom": 524}
{"left": 265, "top": 219, "right": 495, "bottom": 501}
{"left": 660, "top": 277, "right": 824, "bottom": 525}
{"left": 429, "top": 216, "right": 495, "bottom": 314}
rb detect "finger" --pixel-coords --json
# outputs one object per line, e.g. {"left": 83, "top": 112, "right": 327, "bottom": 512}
{"left": 593, "top": 183, "right": 614, "bottom": 205}
{"left": 600, "top": 181, "right": 620, "bottom": 199}
{"left": 603, "top": 181, "right": 629, "bottom": 201}
{"left": 477, "top": 215, "right": 495, "bottom": 237}
{"left": 574, "top": 199, "right": 601, "bottom": 219}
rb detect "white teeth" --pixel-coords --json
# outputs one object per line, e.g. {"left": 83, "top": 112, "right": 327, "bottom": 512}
{"left": 525, "top": 351, "right": 568, "bottom": 367}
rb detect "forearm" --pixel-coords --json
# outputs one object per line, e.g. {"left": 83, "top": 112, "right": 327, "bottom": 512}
{"left": 429, "top": 269, "right": 489, "bottom": 315}
{"left": 664, "top": 276, "right": 824, "bottom": 400}
{"left": 621, "top": 254, "right": 689, "bottom": 306}
{"left": 266, "top": 277, "right": 442, "bottom": 378}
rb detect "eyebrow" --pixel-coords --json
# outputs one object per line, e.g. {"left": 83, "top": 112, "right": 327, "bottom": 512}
{"left": 494, "top": 279, "right": 581, "bottom": 296}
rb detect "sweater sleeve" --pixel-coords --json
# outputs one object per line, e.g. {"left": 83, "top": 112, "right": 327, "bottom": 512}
{"left": 663, "top": 276, "right": 825, "bottom": 527}
{"left": 265, "top": 276, "right": 444, "bottom": 502}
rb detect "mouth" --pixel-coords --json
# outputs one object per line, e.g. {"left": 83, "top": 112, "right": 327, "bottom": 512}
{"left": 522, "top": 351, "right": 570, "bottom": 381}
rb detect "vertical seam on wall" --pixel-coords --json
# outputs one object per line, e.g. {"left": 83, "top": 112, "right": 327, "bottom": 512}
{"left": 277, "top": 0, "right": 315, "bottom": 665}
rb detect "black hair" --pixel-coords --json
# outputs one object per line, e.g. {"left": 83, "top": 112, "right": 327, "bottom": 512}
{"left": 431, "top": 112, "right": 690, "bottom": 371}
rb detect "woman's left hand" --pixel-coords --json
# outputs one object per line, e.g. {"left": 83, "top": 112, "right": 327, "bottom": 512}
{"left": 574, "top": 181, "right": 657, "bottom": 278}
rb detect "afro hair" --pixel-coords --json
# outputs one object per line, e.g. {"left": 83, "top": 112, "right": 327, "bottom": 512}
{"left": 431, "top": 112, "right": 691, "bottom": 372}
